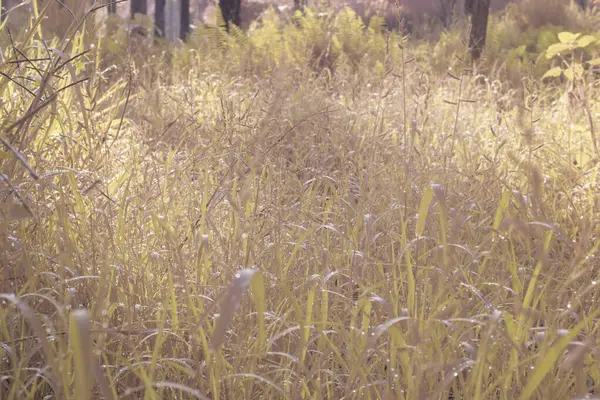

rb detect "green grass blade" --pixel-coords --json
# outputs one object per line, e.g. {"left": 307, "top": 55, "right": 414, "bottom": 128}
{"left": 69, "top": 309, "right": 92, "bottom": 400}
{"left": 493, "top": 191, "right": 512, "bottom": 230}
{"left": 520, "top": 308, "right": 600, "bottom": 400}
{"left": 250, "top": 271, "right": 266, "bottom": 353}
{"left": 416, "top": 186, "right": 434, "bottom": 237}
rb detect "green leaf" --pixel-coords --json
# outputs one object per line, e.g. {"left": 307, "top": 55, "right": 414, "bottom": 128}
{"left": 300, "top": 282, "right": 317, "bottom": 363}
{"left": 493, "top": 191, "right": 512, "bottom": 230}
{"left": 563, "top": 67, "right": 574, "bottom": 81}
{"left": 545, "top": 43, "right": 570, "bottom": 59}
{"left": 250, "top": 272, "right": 266, "bottom": 352}
{"left": 558, "top": 31, "right": 579, "bottom": 44}
{"left": 542, "top": 66, "right": 563, "bottom": 79}
{"left": 70, "top": 310, "right": 93, "bottom": 400}
{"left": 575, "top": 35, "right": 597, "bottom": 49}
{"left": 522, "top": 232, "right": 554, "bottom": 313}
{"left": 415, "top": 186, "right": 434, "bottom": 237}
{"left": 586, "top": 58, "right": 600, "bottom": 66}
{"left": 520, "top": 307, "right": 600, "bottom": 400}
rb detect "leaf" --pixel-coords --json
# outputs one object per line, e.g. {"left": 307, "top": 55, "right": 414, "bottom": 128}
{"left": 70, "top": 310, "right": 93, "bottom": 400}
{"left": 516, "top": 44, "right": 527, "bottom": 57}
{"left": 545, "top": 43, "right": 570, "bottom": 59}
{"left": 368, "top": 316, "right": 414, "bottom": 347}
{"left": 563, "top": 67, "right": 574, "bottom": 81}
{"left": 300, "top": 282, "right": 317, "bottom": 363}
{"left": 558, "top": 31, "right": 579, "bottom": 44}
{"left": 211, "top": 269, "right": 260, "bottom": 350}
{"left": 432, "top": 183, "right": 448, "bottom": 246}
{"left": 522, "top": 231, "right": 554, "bottom": 313}
{"left": 67, "top": 172, "right": 86, "bottom": 217}
{"left": 575, "top": 35, "right": 597, "bottom": 49}
{"left": 586, "top": 58, "right": 600, "bottom": 66}
{"left": 0, "top": 294, "right": 56, "bottom": 372}
{"left": 415, "top": 186, "right": 434, "bottom": 237}
{"left": 227, "top": 373, "right": 287, "bottom": 396}
{"left": 542, "top": 67, "right": 563, "bottom": 79}
{"left": 493, "top": 191, "right": 511, "bottom": 230}
{"left": 519, "top": 308, "right": 600, "bottom": 400}
{"left": 151, "top": 382, "right": 210, "bottom": 400}
{"left": 250, "top": 272, "right": 266, "bottom": 352}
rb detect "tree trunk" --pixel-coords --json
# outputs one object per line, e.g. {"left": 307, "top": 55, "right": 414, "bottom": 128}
{"left": 155, "top": 0, "right": 166, "bottom": 37}
{"left": 108, "top": 0, "right": 117, "bottom": 14}
{"left": 294, "top": 0, "right": 306, "bottom": 12}
{"left": 219, "top": 0, "right": 241, "bottom": 31}
{"left": 437, "top": 0, "right": 458, "bottom": 26}
{"left": 166, "top": 0, "right": 181, "bottom": 41}
{"left": 180, "top": 0, "right": 191, "bottom": 40}
{"left": 130, "top": 0, "right": 147, "bottom": 17}
{"left": 468, "top": 0, "right": 490, "bottom": 61}
{"left": 464, "top": 0, "right": 475, "bottom": 15}
{"left": 455, "top": 0, "right": 467, "bottom": 16}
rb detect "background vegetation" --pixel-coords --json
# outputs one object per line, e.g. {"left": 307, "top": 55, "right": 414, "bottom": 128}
{"left": 1, "top": 0, "right": 600, "bottom": 399}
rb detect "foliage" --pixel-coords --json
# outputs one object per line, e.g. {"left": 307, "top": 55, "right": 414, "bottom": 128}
{"left": 542, "top": 31, "right": 599, "bottom": 81}
{"left": 1, "top": 3, "right": 600, "bottom": 400}
{"left": 237, "top": 6, "right": 400, "bottom": 74}
{"left": 466, "top": 0, "right": 600, "bottom": 84}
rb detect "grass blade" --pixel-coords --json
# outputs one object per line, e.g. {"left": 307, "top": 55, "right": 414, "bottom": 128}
{"left": 416, "top": 186, "right": 434, "bottom": 237}
{"left": 69, "top": 309, "right": 92, "bottom": 400}
{"left": 250, "top": 271, "right": 266, "bottom": 353}
{"left": 520, "top": 308, "right": 600, "bottom": 400}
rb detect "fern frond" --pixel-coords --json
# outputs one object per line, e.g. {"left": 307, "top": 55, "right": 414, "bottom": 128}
{"left": 229, "top": 24, "right": 248, "bottom": 47}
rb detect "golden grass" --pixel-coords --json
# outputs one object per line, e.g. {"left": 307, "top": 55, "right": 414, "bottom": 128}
{"left": 1, "top": 3, "right": 599, "bottom": 399}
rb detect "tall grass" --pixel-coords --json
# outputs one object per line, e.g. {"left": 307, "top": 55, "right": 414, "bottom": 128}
{"left": 1, "top": 2, "right": 599, "bottom": 399}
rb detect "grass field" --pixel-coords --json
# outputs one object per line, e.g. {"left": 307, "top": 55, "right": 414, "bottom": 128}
{"left": 1, "top": 2, "right": 599, "bottom": 399}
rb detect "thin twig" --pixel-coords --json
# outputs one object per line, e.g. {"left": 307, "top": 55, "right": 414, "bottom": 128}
{"left": 0, "top": 173, "right": 36, "bottom": 219}
{"left": 0, "top": 72, "right": 37, "bottom": 97}
{"left": 0, "top": 137, "right": 39, "bottom": 180}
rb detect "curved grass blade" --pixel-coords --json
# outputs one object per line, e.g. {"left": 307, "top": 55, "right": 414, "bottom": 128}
{"left": 416, "top": 186, "right": 434, "bottom": 237}
{"left": 520, "top": 308, "right": 600, "bottom": 400}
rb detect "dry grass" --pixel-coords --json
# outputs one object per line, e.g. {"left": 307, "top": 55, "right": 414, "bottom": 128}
{"left": 1, "top": 2, "right": 599, "bottom": 400}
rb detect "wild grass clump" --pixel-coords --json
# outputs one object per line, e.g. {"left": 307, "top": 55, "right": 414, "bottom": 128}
{"left": 1, "top": 2, "right": 599, "bottom": 399}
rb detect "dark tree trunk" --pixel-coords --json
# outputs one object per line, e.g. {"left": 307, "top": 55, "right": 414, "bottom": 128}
{"left": 294, "top": 0, "right": 306, "bottom": 12}
{"left": 108, "top": 0, "right": 117, "bottom": 14}
{"left": 130, "top": 0, "right": 147, "bottom": 18}
{"left": 180, "top": 0, "right": 191, "bottom": 40}
{"left": 219, "top": 0, "right": 241, "bottom": 31}
{"left": 155, "top": 0, "right": 166, "bottom": 37}
{"left": 575, "top": 0, "right": 587, "bottom": 8}
{"left": 464, "top": 0, "right": 475, "bottom": 15}
{"left": 468, "top": 0, "right": 490, "bottom": 61}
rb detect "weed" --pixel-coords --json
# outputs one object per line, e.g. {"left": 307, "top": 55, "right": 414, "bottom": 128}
{"left": 1, "top": 2, "right": 599, "bottom": 399}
